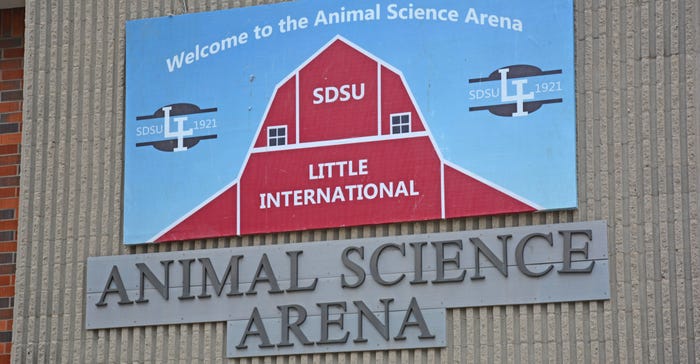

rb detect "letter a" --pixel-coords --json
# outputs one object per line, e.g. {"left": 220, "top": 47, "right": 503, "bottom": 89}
{"left": 394, "top": 297, "right": 436, "bottom": 340}
{"left": 96, "top": 265, "right": 133, "bottom": 306}
{"left": 236, "top": 307, "right": 274, "bottom": 349}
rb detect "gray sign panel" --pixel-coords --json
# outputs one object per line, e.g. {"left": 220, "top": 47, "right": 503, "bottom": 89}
{"left": 86, "top": 221, "right": 609, "bottom": 342}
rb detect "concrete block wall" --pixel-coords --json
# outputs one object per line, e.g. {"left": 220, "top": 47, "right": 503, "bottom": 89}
{"left": 10, "top": 0, "right": 700, "bottom": 363}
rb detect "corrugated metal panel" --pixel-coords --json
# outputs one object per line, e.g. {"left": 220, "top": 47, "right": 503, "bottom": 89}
{"left": 12, "top": 0, "right": 698, "bottom": 363}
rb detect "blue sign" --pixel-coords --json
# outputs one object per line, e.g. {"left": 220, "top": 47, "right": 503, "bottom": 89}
{"left": 125, "top": 0, "right": 576, "bottom": 244}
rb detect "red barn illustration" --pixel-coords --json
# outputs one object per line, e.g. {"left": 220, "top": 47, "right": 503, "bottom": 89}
{"left": 153, "top": 36, "right": 538, "bottom": 242}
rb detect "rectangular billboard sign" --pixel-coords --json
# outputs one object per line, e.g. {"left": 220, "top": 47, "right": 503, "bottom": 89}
{"left": 125, "top": 0, "right": 576, "bottom": 244}
{"left": 87, "top": 221, "right": 609, "bottom": 358}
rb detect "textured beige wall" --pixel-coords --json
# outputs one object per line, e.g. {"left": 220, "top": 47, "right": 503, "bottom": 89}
{"left": 12, "top": 0, "right": 699, "bottom": 362}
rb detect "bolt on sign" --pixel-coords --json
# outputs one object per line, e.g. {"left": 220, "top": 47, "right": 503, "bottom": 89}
{"left": 124, "top": 0, "right": 576, "bottom": 244}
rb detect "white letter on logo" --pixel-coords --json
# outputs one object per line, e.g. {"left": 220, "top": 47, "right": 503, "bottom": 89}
{"left": 499, "top": 68, "right": 535, "bottom": 117}
{"left": 162, "top": 106, "right": 194, "bottom": 152}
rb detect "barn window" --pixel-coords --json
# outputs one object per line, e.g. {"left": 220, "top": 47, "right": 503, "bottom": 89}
{"left": 390, "top": 113, "right": 411, "bottom": 134}
{"left": 267, "top": 126, "right": 287, "bottom": 146}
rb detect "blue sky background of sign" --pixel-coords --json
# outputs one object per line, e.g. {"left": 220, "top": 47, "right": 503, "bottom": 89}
{"left": 125, "top": 0, "right": 575, "bottom": 244}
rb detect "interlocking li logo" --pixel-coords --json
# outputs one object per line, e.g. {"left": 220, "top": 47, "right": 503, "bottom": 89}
{"left": 469, "top": 64, "right": 563, "bottom": 117}
{"left": 161, "top": 106, "right": 194, "bottom": 152}
{"left": 135, "top": 103, "right": 218, "bottom": 152}
{"left": 498, "top": 68, "right": 534, "bottom": 117}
